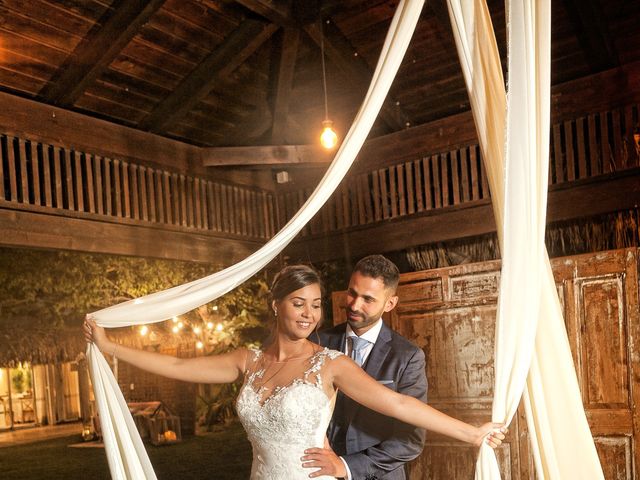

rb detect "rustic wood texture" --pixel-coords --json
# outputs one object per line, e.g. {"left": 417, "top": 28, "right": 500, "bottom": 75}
{"left": 0, "top": 202, "right": 263, "bottom": 265}
{"left": 331, "top": 248, "right": 639, "bottom": 479}
{"left": 0, "top": 0, "right": 638, "bottom": 152}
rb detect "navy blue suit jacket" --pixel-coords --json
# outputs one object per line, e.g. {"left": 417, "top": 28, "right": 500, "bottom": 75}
{"left": 319, "top": 322, "right": 427, "bottom": 480}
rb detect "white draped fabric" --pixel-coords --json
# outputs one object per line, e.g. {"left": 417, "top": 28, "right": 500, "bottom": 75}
{"left": 86, "top": 1, "right": 425, "bottom": 478}
{"left": 447, "top": 0, "right": 604, "bottom": 479}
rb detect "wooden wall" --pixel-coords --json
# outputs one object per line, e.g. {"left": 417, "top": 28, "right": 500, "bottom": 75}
{"left": 331, "top": 248, "right": 639, "bottom": 479}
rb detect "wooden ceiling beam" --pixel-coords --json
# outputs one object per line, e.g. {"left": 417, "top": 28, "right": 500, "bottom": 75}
{"left": 235, "top": 0, "right": 412, "bottom": 131}
{"left": 562, "top": 0, "right": 619, "bottom": 72}
{"left": 40, "top": 0, "right": 167, "bottom": 107}
{"left": 138, "top": 19, "right": 278, "bottom": 133}
{"left": 202, "top": 144, "right": 333, "bottom": 166}
{"left": 304, "top": 21, "right": 412, "bottom": 131}
{"left": 270, "top": 28, "right": 301, "bottom": 143}
{"left": 234, "top": 0, "right": 296, "bottom": 27}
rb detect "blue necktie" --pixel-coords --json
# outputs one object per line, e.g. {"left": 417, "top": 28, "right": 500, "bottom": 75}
{"left": 350, "top": 336, "right": 371, "bottom": 367}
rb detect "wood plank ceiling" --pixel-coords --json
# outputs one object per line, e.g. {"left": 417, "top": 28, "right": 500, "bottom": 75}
{"left": 0, "top": 0, "right": 638, "bottom": 156}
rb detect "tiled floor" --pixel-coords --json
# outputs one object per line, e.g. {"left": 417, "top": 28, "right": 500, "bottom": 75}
{"left": 0, "top": 422, "right": 82, "bottom": 448}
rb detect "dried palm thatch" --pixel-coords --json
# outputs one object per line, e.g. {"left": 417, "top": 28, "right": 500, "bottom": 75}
{"left": 406, "top": 209, "right": 639, "bottom": 271}
{"left": 0, "top": 323, "right": 86, "bottom": 367}
{"left": 0, "top": 319, "right": 197, "bottom": 368}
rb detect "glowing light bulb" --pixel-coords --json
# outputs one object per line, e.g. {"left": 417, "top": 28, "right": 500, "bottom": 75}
{"left": 212, "top": 305, "right": 218, "bottom": 311}
{"left": 172, "top": 316, "right": 179, "bottom": 323}
{"left": 320, "top": 120, "right": 338, "bottom": 149}
{"left": 196, "top": 341, "right": 204, "bottom": 349}
{"left": 177, "top": 321, "right": 184, "bottom": 330}
{"left": 172, "top": 326, "right": 179, "bottom": 334}
{"left": 139, "top": 325, "right": 148, "bottom": 336}
{"left": 193, "top": 326, "right": 201, "bottom": 335}
{"left": 215, "top": 323, "right": 223, "bottom": 332}
{"left": 207, "top": 322, "right": 214, "bottom": 330}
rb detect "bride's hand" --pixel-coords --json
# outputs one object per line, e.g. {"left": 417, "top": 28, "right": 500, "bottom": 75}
{"left": 83, "top": 315, "right": 112, "bottom": 352}
{"left": 475, "top": 423, "right": 507, "bottom": 448}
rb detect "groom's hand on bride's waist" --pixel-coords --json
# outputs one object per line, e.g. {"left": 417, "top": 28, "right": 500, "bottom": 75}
{"left": 301, "top": 445, "right": 347, "bottom": 479}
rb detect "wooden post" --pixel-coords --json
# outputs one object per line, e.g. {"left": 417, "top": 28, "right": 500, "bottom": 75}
{"left": 73, "top": 150, "right": 84, "bottom": 211}
{"left": 85, "top": 154, "right": 96, "bottom": 213}
{"left": 31, "top": 141, "right": 41, "bottom": 205}
{"left": 42, "top": 145, "right": 53, "bottom": 207}
{"left": 18, "top": 139, "right": 29, "bottom": 203}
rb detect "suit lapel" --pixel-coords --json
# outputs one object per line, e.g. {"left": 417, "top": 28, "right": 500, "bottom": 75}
{"left": 363, "top": 322, "right": 392, "bottom": 380}
{"left": 347, "top": 323, "right": 393, "bottom": 420}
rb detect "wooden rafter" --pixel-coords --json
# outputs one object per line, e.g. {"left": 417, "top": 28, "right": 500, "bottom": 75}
{"left": 235, "top": 0, "right": 412, "bottom": 131}
{"left": 562, "top": 0, "right": 619, "bottom": 72}
{"left": 202, "top": 144, "right": 332, "bottom": 166}
{"left": 40, "top": 0, "right": 167, "bottom": 107}
{"left": 234, "top": 0, "right": 295, "bottom": 27}
{"left": 270, "top": 28, "right": 301, "bottom": 143}
{"left": 138, "top": 19, "right": 278, "bottom": 133}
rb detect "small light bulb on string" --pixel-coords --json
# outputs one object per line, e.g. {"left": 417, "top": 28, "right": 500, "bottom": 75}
{"left": 320, "top": 120, "right": 338, "bottom": 149}
{"left": 193, "top": 326, "right": 201, "bottom": 335}
{"left": 216, "top": 323, "right": 223, "bottom": 332}
{"left": 207, "top": 322, "right": 214, "bottom": 330}
{"left": 172, "top": 325, "right": 179, "bottom": 334}
{"left": 319, "top": 17, "right": 338, "bottom": 150}
{"left": 139, "top": 325, "right": 148, "bottom": 336}
{"left": 196, "top": 341, "right": 204, "bottom": 350}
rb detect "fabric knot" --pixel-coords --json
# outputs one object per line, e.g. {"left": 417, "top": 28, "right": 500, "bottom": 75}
{"left": 349, "top": 336, "right": 371, "bottom": 367}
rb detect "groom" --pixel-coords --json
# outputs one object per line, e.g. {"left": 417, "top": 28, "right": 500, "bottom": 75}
{"left": 305, "top": 255, "right": 427, "bottom": 479}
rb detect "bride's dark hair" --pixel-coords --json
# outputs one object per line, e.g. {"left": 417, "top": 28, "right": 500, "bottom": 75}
{"left": 270, "top": 264, "right": 324, "bottom": 303}
{"left": 265, "top": 264, "right": 324, "bottom": 345}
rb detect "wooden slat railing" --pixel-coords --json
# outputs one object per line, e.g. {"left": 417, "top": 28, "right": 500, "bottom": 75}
{"left": 0, "top": 135, "right": 276, "bottom": 240}
{"left": 278, "top": 102, "right": 640, "bottom": 235}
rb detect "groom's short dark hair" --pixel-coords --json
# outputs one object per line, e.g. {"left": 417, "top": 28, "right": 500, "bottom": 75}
{"left": 353, "top": 255, "right": 400, "bottom": 292}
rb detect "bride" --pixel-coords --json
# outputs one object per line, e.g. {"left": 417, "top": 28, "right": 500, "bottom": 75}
{"left": 84, "top": 264, "right": 504, "bottom": 479}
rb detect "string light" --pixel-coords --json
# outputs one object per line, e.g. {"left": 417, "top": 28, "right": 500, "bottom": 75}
{"left": 193, "top": 326, "right": 201, "bottom": 335}
{"left": 215, "top": 323, "right": 223, "bottom": 332}
{"left": 172, "top": 316, "right": 179, "bottom": 323}
{"left": 206, "top": 322, "right": 214, "bottom": 330}
{"left": 196, "top": 341, "right": 204, "bottom": 350}
{"left": 319, "top": 18, "right": 338, "bottom": 149}
{"left": 139, "top": 325, "right": 148, "bottom": 336}
{"left": 172, "top": 326, "right": 179, "bottom": 334}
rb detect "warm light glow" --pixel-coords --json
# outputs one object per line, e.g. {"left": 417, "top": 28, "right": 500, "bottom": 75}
{"left": 212, "top": 305, "right": 218, "bottom": 311}
{"left": 320, "top": 121, "right": 338, "bottom": 149}
{"left": 172, "top": 316, "right": 179, "bottom": 323}
{"left": 215, "top": 323, "right": 223, "bottom": 332}
{"left": 172, "top": 326, "right": 179, "bottom": 334}
{"left": 193, "top": 326, "right": 201, "bottom": 335}
{"left": 139, "top": 325, "right": 148, "bottom": 336}
{"left": 177, "top": 321, "right": 184, "bottom": 330}
{"left": 196, "top": 341, "right": 204, "bottom": 349}
{"left": 206, "top": 322, "right": 214, "bottom": 330}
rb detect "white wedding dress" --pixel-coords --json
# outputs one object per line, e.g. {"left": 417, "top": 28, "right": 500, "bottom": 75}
{"left": 236, "top": 347, "right": 343, "bottom": 480}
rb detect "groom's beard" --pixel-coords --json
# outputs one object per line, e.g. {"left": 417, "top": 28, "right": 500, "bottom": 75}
{"left": 346, "top": 308, "right": 380, "bottom": 331}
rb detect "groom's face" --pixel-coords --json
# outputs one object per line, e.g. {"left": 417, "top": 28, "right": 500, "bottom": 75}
{"left": 345, "top": 271, "right": 398, "bottom": 335}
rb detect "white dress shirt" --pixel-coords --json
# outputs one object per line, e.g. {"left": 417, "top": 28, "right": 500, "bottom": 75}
{"left": 340, "top": 318, "right": 384, "bottom": 480}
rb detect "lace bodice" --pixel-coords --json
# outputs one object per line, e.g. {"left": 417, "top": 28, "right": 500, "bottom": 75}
{"left": 236, "top": 347, "right": 343, "bottom": 480}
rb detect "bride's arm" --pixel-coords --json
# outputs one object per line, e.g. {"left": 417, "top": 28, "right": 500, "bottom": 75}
{"left": 329, "top": 355, "right": 504, "bottom": 447}
{"left": 84, "top": 317, "right": 246, "bottom": 384}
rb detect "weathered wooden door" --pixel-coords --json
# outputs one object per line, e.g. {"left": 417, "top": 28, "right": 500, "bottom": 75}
{"left": 331, "top": 248, "right": 639, "bottom": 479}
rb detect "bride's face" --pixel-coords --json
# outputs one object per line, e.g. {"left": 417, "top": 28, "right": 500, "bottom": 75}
{"left": 274, "top": 283, "right": 322, "bottom": 340}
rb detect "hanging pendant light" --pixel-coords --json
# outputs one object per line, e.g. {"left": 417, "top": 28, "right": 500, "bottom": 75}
{"left": 319, "top": 19, "right": 338, "bottom": 149}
